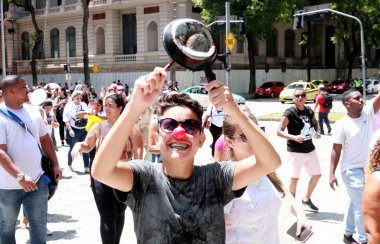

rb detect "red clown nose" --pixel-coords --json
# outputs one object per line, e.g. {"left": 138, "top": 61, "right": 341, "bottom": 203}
{"left": 172, "top": 127, "right": 186, "bottom": 140}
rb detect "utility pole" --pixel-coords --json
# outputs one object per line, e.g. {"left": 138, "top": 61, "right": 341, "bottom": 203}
{"left": 1, "top": 0, "right": 6, "bottom": 78}
{"left": 225, "top": 2, "right": 231, "bottom": 87}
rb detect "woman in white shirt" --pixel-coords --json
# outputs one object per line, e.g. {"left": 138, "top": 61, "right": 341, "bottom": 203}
{"left": 220, "top": 105, "right": 311, "bottom": 244}
{"left": 62, "top": 91, "right": 90, "bottom": 173}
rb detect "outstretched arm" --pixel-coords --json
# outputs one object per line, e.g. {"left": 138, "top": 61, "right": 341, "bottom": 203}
{"left": 92, "top": 68, "right": 167, "bottom": 192}
{"left": 205, "top": 81, "right": 281, "bottom": 191}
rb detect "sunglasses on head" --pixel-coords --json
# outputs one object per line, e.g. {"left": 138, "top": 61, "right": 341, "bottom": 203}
{"left": 295, "top": 94, "right": 306, "bottom": 99}
{"left": 158, "top": 118, "right": 202, "bottom": 135}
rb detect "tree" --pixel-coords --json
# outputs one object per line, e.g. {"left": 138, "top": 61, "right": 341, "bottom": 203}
{"left": 8, "top": 0, "right": 42, "bottom": 85}
{"left": 193, "top": 0, "right": 306, "bottom": 93}
{"left": 82, "top": 0, "right": 91, "bottom": 85}
{"left": 331, "top": 1, "right": 380, "bottom": 80}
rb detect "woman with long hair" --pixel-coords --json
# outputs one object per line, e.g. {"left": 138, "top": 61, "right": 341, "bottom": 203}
{"left": 220, "top": 105, "right": 311, "bottom": 243}
{"left": 71, "top": 94, "right": 143, "bottom": 244}
{"left": 54, "top": 87, "right": 68, "bottom": 146}
{"left": 363, "top": 131, "right": 380, "bottom": 244}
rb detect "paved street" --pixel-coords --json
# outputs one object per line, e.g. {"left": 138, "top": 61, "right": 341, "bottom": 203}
{"left": 15, "top": 95, "right": 372, "bottom": 244}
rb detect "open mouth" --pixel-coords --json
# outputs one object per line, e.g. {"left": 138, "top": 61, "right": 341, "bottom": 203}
{"left": 169, "top": 143, "right": 190, "bottom": 149}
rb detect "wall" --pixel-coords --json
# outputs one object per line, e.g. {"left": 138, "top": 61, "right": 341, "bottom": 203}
{"left": 22, "top": 68, "right": 380, "bottom": 94}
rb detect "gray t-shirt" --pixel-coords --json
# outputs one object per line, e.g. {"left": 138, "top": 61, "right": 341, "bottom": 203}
{"left": 116, "top": 160, "right": 244, "bottom": 244}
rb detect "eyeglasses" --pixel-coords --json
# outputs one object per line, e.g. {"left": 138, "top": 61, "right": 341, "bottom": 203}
{"left": 74, "top": 97, "right": 82, "bottom": 100}
{"left": 232, "top": 133, "right": 248, "bottom": 143}
{"left": 158, "top": 118, "right": 202, "bottom": 135}
{"left": 295, "top": 94, "right": 306, "bottom": 99}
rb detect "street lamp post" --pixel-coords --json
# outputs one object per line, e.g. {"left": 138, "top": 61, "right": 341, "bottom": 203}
{"left": 1, "top": 0, "right": 6, "bottom": 78}
{"left": 294, "top": 8, "right": 366, "bottom": 101}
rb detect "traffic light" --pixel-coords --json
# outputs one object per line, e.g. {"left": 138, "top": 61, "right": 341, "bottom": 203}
{"left": 238, "top": 17, "right": 247, "bottom": 35}
{"left": 265, "top": 64, "right": 269, "bottom": 73}
{"left": 293, "top": 10, "right": 304, "bottom": 30}
{"left": 63, "top": 64, "right": 70, "bottom": 72}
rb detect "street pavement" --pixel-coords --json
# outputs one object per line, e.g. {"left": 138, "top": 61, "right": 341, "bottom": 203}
{"left": 15, "top": 99, "right": 359, "bottom": 244}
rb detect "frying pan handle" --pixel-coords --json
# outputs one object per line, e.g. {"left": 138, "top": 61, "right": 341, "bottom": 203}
{"left": 204, "top": 65, "right": 216, "bottom": 83}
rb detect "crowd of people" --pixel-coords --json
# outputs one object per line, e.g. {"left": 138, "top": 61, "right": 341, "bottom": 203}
{"left": 0, "top": 70, "right": 379, "bottom": 244}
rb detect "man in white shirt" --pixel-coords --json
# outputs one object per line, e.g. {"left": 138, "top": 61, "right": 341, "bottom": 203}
{"left": 0, "top": 75, "right": 61, "bottom": 243}
{"left": 330, "top": 90, "right": 380, "bottom": 244}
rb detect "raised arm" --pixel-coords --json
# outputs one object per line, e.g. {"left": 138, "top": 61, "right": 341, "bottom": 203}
{"left": 92, "top": 68, "right": 166, "bottom": 192}
{"left": 205, "top": 81, "right": 281, "bottom": 190}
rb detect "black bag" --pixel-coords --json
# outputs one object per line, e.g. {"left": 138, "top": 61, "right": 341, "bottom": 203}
{"left": 41, "top": 155, "right": 58, "bottom": 200}
{"left": 74, "top": 118, "right": 88, "bottom": 127}
{"left": 323, "top": 93, "right": 333, "bottom": 109}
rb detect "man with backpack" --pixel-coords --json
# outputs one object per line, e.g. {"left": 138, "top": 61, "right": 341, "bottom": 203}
{"left": 314, "top": 84, "right": 332, "bottom": 135}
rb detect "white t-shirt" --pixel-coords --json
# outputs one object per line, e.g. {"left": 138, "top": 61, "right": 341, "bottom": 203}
{"left": 0, "top": 103, "right": 48, "bottom": 189}
{"left": 333, "top": 101, "right": 374, "bottom": 172}
{"left": 206, "top": 105, "right": 224, "bottom": 127}
{"left": 62, "top": 101, "right": 88, "bottom": 129}
{"left": 224, "top": 176, "right": 282, "bottom": 244}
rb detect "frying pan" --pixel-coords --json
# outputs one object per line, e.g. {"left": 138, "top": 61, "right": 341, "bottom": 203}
{"left": 163, "top": 18, "right": 217, "bottom": 82}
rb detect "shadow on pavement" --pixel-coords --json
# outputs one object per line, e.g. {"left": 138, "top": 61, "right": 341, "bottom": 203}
{"left": 306, "top": 211, "right": 344, "bottom": 224}
{"left": 48, "top": 213, "right": 78, "bottom": 224}
{"left": 47, "top": 230, "right": 77, "bottom": 241}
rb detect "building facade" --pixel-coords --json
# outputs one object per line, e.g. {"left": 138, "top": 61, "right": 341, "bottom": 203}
{"left": 2, "top": 0, "right": 379, "bottom": 92}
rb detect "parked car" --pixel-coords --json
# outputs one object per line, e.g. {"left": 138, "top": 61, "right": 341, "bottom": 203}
{"left": 366, "top": 77, "right": 380, "bottom": 94}
{"left": 181, "top": 85, "right": 246, "bottom": 109}
{"left": 279, "top": 81, "right": 318, "bottom": 104}
{"left": 254, "top": 81, "right": 285, "bottom": 98}
{"left": 310, "top": 79, "right": 329, "bottom": 87}
{"left": 327, "top": 79, "right": 351, "bottom": 94}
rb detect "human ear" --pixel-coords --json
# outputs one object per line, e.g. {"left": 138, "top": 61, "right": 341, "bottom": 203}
{"left": 198, "top": 133, "right": 206, "bottom": 148}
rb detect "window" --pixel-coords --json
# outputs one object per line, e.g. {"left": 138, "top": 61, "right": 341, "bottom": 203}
{"left": 122, "top": 14, "right": 137, "bottom": 54}
{"left": 21, "top": 32, "right": 30, "bottom": 60}
{"left": 96, "top": 27, "right": 105, "bottom": 54}
{"left": 266, "top": 29, "right": 277, "bottom": 57}
{"left": 66, "top": 27, "right": 76, "bottom": 57}
{"left": 285, "top": 29, "right": 295, "bottom": 57}
{"left": 50, "top": 28, "right": 60, "bottom": 58}
{"left": 35, "top": 0, "right": 46, "bottom": 9}
{"left": 301, "top": 32, "right": 308, "bottom": 58}
{"left": 147, "top": 22, "right": 158, "bottom": 52}
{"left": 36, "top": 38, "right": 44, "bottom": 59}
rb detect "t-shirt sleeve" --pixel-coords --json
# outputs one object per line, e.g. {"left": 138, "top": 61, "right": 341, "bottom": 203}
{"left": 62, "top": 104, "right": 72, "bottom": 123}
{"left": 283, "top": 108, "right": 292, "bottom": 119}
{"left": 333, "top": 120, "right": 345, "bottom": 144}
{"left": 316, "top": 94, "right": 323, "bottom": 105}
{"left": 0, "top": 118, "right": 6, "bottom": 145}
{"left": 217, "top": 162, "right": 246, "bottom": 205}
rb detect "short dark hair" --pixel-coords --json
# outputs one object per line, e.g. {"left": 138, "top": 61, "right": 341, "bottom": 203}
{"left": 43, "top": 100, "right": 53, "bottom": 108}
{"left": 342, "top": 89, "right": 357, "bottom": 104}
{"left": 157, "top": 93, "right": 204, "bottom": 122}
{"left": 0, "top": 75, "right": 23, "bottom": 90}
{"left": 293, "top": 88, "right": 306, "bottom": 96}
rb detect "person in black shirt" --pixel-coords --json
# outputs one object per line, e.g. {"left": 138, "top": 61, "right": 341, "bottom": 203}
{"left": 277, "top": 89, "right": 322, "bottom": 212}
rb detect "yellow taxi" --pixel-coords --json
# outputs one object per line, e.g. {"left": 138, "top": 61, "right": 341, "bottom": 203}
{"left": 279, "top": 81, "right": 319, "bottom": 104}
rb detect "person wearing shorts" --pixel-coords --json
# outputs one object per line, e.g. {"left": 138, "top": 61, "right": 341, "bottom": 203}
{"left": 277, "top": 89, "right": 322, "bottom": 211}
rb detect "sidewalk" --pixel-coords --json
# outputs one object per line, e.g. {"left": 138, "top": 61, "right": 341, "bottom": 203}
{"left": 16, "top": 121, "right": 347, "bottom": 243}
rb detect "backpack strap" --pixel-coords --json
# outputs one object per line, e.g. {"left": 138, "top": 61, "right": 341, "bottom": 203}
{"left": 0, "top": 108, "right": 44, "bottom": 156}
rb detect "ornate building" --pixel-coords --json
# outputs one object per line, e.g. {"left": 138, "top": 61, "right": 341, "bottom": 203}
{"left": 2, "top": 0, "right": 379, "bottom": 91}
